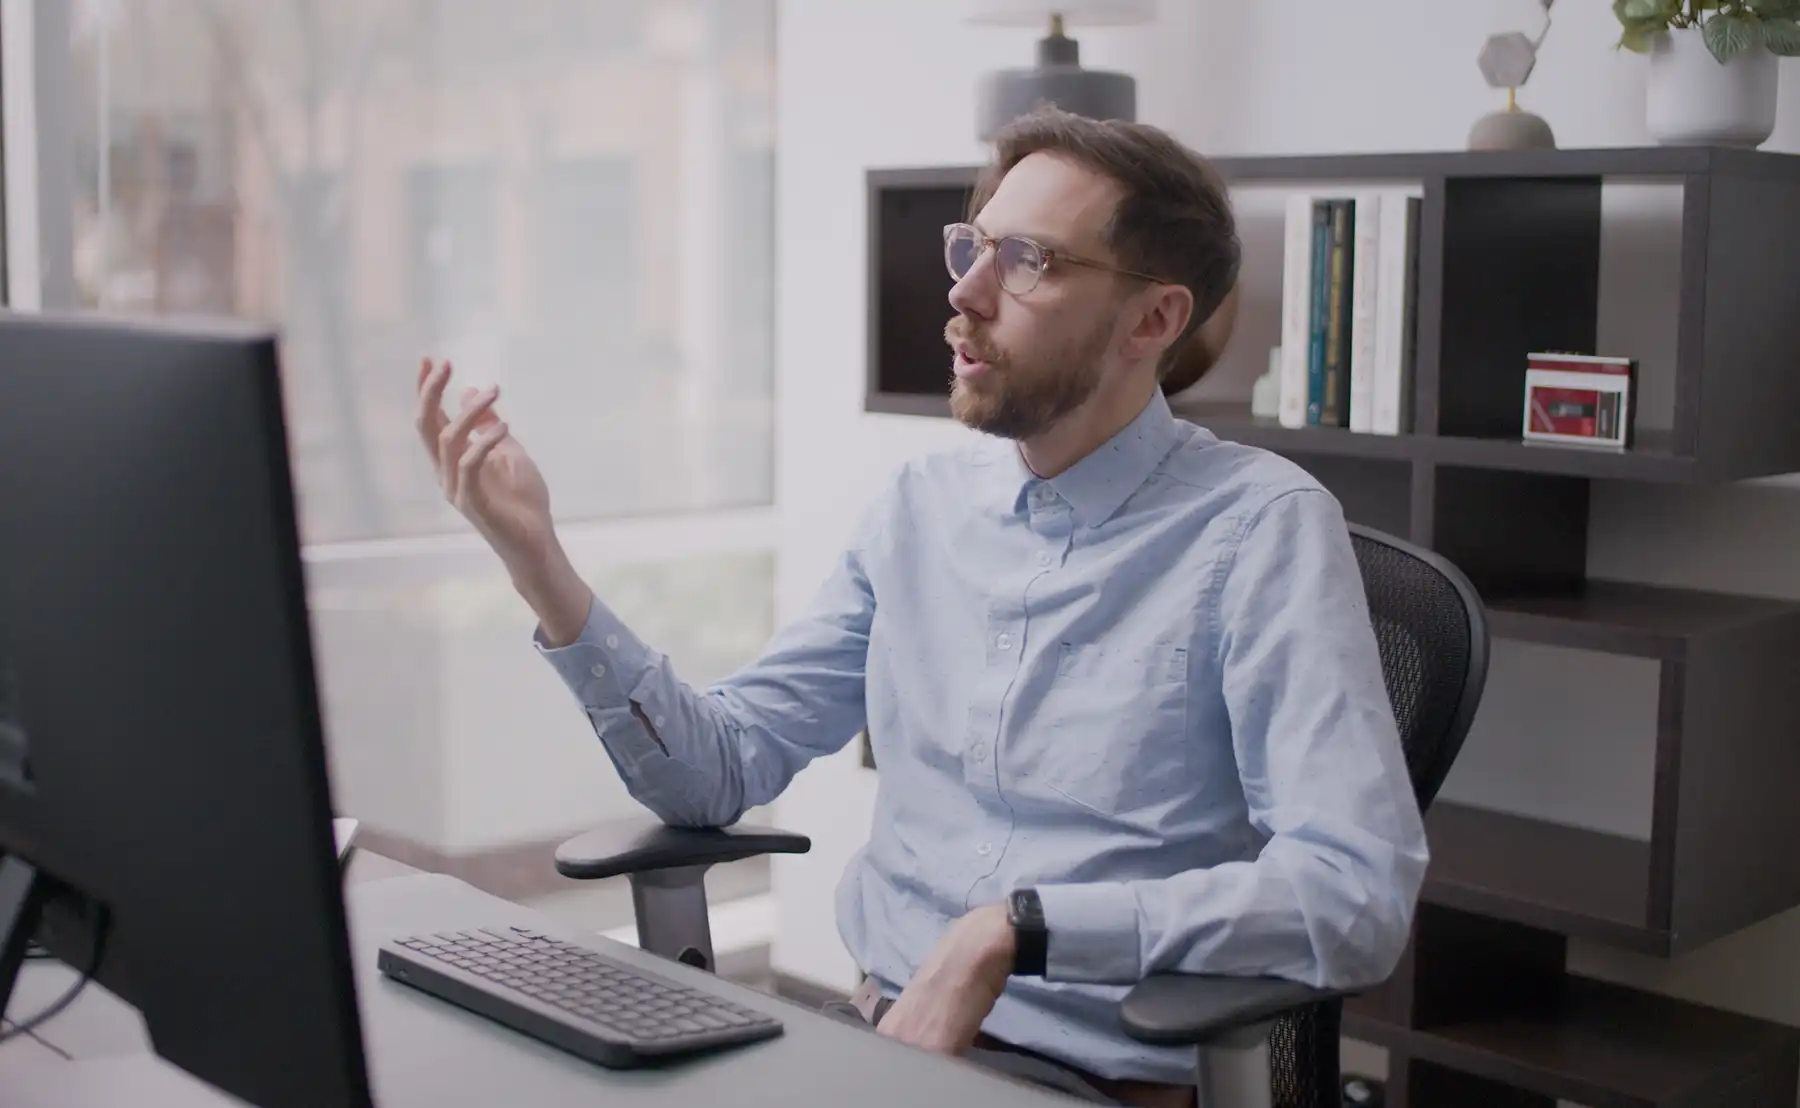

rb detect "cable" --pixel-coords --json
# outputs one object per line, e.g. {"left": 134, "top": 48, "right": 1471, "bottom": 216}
{"left": 0, "top": 906, "right": 108, "bottom": 1047}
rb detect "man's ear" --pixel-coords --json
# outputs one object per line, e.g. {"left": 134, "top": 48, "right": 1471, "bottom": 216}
{"left": 1122, "top": 283, "right": 1195, "bottom": 366}
{"left": 1160, "top": 281, "right": 1241, "bottom": 395}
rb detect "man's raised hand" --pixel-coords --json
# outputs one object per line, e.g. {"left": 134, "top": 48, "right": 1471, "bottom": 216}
{"left": 415, "top": 357, "right": 553, "bottom": 573}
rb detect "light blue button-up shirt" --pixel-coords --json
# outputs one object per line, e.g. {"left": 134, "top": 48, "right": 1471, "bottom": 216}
{"left": 536, "top": 389, "right": 1428, "bottom": 1085}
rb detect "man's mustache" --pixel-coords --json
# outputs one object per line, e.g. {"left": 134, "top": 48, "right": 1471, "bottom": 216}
{"left": 944, "top": 316, "right": 1001, "bottom": 363}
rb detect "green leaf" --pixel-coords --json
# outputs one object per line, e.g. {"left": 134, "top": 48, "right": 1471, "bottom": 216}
{"left": 1763, "top": 15, "right": 1800, "bottom": 50}
{"left": 1618, "top": 0, "right": 1679, "bottom": 27}
{"left": 1620, "top": 21, "right": 1661, "bottom": 50}
{"left": 1705, "top": 10, "right": 1758, "bottom": 60}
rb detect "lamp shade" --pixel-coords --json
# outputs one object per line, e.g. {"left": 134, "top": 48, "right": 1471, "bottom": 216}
{"left": 965, "top": 0, "right": 1157, "bottom": 27}
{"left": 976, "top": 68, "right": 1136, "bottom": 139}
{"left": 969, "top": 0, "right": 1152, "bottom": 140}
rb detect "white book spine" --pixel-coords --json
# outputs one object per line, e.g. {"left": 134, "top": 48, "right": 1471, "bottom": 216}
{"left": 1277, "top": 193, "right": 1313, "bottom": 429}
{"left": 1372, "top": 192, "right": 1412, "bottom": 436}
{"left": 1348, "top": 193, "right": 1381, "bottom": 433}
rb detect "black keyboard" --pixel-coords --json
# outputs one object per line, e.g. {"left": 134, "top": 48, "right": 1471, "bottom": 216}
{"left": 376, "top": 924, "right": 783, "bottom": 1068}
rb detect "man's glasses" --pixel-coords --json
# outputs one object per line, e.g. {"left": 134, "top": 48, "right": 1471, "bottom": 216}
{"left": 942, "top": 222, "right": 1164, "bottom": 296}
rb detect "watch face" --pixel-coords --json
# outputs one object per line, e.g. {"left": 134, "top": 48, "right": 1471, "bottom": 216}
{"left": 1010, "top": 889, "right": 1045, "bottom": 928}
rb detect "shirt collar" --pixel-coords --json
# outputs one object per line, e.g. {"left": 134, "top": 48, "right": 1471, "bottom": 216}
{"left": 999, "top": 389, "right": 1183, "bottom": 528}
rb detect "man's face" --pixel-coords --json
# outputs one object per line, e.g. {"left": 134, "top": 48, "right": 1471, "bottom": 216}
{"left": 944, "top": 152, "right": 1133, "bottom": 440}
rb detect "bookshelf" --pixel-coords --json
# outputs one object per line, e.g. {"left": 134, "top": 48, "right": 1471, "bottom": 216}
{"left": 864, "top": 146, "right": 1800, "bottom": 1107}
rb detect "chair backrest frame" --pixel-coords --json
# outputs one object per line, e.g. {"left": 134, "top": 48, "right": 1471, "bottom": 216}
{"left": 1345, "top": 522, "right": 1490, "bottom": 812}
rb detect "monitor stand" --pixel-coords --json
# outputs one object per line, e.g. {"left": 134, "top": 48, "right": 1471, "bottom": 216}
{"left": 0, "top": 853, "right": 50, "bottom": 1018}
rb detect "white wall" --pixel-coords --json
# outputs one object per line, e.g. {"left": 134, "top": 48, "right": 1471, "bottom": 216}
{"left": 768, "top": 0, "right": 1800, "bottom": 1083}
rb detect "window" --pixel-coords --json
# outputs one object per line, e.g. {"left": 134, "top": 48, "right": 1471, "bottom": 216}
{"left": 66, "top": 0, "right": 776, "bottom": 543}
{"left": 36, "top": 0, "right": 779, "bottom": 899}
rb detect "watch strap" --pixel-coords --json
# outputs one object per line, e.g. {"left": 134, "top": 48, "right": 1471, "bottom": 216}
{"left": 1007, "top": 887, "right": 1048, "bottom": 976}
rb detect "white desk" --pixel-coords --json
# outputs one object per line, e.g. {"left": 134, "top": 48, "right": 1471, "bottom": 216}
{"left": 4, "top": 852, "right": 1087, "bottom": 1107}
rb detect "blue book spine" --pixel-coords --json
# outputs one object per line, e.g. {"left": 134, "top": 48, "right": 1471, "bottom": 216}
{"left": 1306, "top": 200, "right": 1330, "bottom": 426}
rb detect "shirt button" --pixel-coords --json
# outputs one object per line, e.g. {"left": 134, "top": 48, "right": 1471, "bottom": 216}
{"left": 590, "top": 663, "right": 607, "bottom": 678}
{"left": 653, "top": 715, "right": 666, "bottom": 729}
{"left": 605, "top": 634, "right": 620, "bottom": 650}
{"left": 996, "top": 633, "right": 1012, "bottom": 651}
{"left": 973, "top": 746, "right": 988, "bottom": 763}
{"left": 1036, "top": 551, "right": 1051, "bottom": 567}
{"left": 976, "top": 842, "right": 993, "bottom": 856}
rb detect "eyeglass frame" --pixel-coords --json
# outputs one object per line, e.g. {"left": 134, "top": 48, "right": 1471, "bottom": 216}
{"left": 942, "top": 222, "right": 1166, "bottom": 295}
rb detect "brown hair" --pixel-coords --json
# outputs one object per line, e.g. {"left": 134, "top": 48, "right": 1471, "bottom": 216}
{"left": 969, "top": 106, "right": 1241, "bottom": 393}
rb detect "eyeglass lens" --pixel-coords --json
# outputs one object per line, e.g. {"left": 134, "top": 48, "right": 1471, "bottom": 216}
{"left": 945, "top": 226, "right": 1042, "bottom": 293}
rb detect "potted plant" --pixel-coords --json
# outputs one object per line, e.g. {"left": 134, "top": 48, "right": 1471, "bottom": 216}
{"left": 1615, "top": 0, "right": 1800, "bottom": 147}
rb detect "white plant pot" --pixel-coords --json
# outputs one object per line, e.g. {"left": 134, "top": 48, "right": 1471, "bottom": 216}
{"left": 1645, "top": 25, "right": 1778, "bottom": 148}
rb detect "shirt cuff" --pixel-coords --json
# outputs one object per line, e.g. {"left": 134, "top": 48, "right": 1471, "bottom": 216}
{"left": 1033, "top": 882, "right": 1142, "bottom": 984}
{"left": 532, "top": 595, "right": 660, "bottom": 710}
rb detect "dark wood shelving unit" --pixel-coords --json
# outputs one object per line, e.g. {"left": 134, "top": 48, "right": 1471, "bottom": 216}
{"left": 1345, "top": 972, "right": 1800, "bottom": 1108}
{"left": 1483, "top": 580, "right": 1800, "bottom": 660}
{"left": 864, "top": 146, "right": 1800, "bottom": 1105}
{"left": 1421, "top": 803, "right": 1658, "bottom": 954}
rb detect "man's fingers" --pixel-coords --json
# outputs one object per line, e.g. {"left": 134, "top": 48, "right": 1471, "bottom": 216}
{"left": 454, "top": 420, "right": 508, "bottom": 508}
{"left": 437, "top": 385, "right": 500, "bottom": 497}
{"left": 416, "top": 358, "right": 454, "bottom": 460}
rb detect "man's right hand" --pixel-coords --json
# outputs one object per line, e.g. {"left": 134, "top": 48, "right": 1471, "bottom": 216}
{"left": 415, "top": 357, "right": 593, "bottom": 645}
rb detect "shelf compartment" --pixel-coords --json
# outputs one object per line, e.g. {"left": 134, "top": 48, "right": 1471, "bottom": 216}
{"left": 1483, "top": 579, "right": 1800, "bottom": 661}
{"left": 1422, "top": 802, "right": 1662, "bottom": 954}
{"left": 1344, "top": 974, "right": 1800, "bottom": 1108}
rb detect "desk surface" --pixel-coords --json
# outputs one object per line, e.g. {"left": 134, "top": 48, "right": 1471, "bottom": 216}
{"left": 5, "top": 849, "right": 1085, "bottom": 1107}
{"left": 3, "top": 847, "right": 419, "bottom": 1065}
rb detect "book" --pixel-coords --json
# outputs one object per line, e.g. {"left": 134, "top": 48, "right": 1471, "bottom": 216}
{"left": 1372, "top": 193, "right": 1421, "bottom": 436}
{"left": 1320, "top": 199, "right": 1352, "bottom": 428}
{"left": 1306, "top": 199, "right": 1331, "bottom": 426}
{"left": 1277, "top": 193, "right": 1314, "bottom": 430}
{"left": 1348, "top": 192, "right": 1382, "bottom": 433}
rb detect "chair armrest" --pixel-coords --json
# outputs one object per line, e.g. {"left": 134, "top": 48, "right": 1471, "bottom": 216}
{"left": 1119, "top": 973, "right": 1350, "bottom": 1047}
{"left": 553, "top": 818, "right": 811, "bottom": 880}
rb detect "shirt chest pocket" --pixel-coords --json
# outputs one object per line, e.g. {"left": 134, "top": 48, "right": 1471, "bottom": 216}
{"left": 1017, "top": 638, "right": 1193, "bottom": 821}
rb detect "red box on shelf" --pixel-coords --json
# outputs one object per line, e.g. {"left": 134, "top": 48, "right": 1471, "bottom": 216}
{"left": 1522, "top": 353, "right": 1637, "bottom": 449}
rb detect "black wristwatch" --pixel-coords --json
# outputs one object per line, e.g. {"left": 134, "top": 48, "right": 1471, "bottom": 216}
{"left": 1006, "top": 888, "right": 1048, "bottom": 976}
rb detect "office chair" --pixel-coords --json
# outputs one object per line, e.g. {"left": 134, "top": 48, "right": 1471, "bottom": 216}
{"left": 552, "top": 522, "right": 1489, "bottom": 1108}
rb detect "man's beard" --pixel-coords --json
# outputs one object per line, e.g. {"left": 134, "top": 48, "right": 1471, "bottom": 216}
{"left": 943, "top": 315, "right": 1109, "bottom": 440}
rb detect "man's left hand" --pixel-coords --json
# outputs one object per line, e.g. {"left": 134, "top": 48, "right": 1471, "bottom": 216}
{"left": 876, "top": 903, "right": 1016, "bottom": 1056}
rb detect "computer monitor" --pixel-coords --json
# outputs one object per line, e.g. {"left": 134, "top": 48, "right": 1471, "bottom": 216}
{"left": 0, "top": 311, "right": 372, "bottom": 1108}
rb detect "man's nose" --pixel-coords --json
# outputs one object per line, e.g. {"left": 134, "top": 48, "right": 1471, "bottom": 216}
{"left": 948, "top": 254, "right": 997, "bottom": 320}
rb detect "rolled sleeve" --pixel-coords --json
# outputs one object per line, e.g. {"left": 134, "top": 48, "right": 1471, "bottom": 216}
{"left": 534, "top": 594, "right": 661, "bottom": 711}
